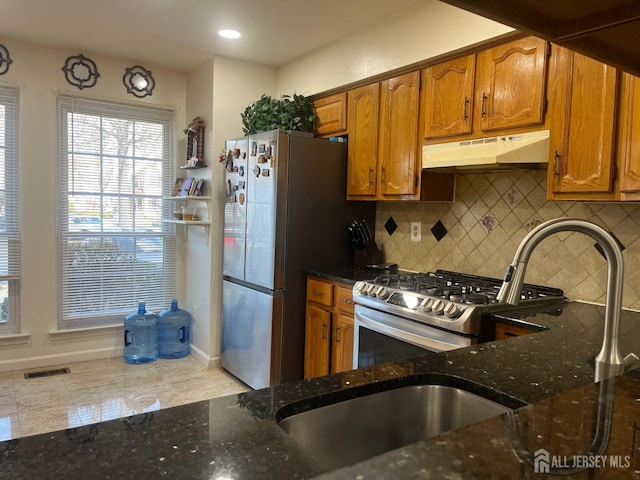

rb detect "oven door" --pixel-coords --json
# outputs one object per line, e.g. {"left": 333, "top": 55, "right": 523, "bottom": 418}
{"left": 353, "top": 304, "right": 475, "bottom": 369}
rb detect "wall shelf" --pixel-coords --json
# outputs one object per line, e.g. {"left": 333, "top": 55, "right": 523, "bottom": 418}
{"left": 179, "top": 164, "right": 207, "bottom": 170}
{"left": 164, "top": 195, "right": 211, "bottom": 243}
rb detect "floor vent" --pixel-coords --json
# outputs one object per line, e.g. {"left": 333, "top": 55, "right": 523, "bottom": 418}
{"left": 24, "top": 367, "right": 71, "bottom": 379}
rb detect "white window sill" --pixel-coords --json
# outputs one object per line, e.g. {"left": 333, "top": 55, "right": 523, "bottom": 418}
{"left": 0, "top": 333, "right": 31, "bottom": 346}
{"left": 49, "top": 324, "right": 122, "bottom": 341}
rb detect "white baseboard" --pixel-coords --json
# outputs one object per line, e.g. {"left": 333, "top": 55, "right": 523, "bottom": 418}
{"left": 0, "top": 346, "right": 121, "bottom": 373}
{"left": 189, "top": 343, "right": 219, "bottom": 368}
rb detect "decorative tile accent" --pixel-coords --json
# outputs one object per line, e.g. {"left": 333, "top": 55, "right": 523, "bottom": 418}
{"left": 480, "top": 214, "right": 496, "bottom": 234}
{"left": 524, "top": 217, "right": 543, "bottom": 232}
{"left": 593, "top": 231, "right": 626, "bottom": 259}
{"left": 384, "top": 217, "right": 398, "bottom": 236}
{"left": 505, "top": 186, "right": 522, "bottom": 206}
{"left": 431, "top": 220, "right": 448, "bottom": 242}
{"left": 375, "top": 170, "right": 640, "bottom": 309}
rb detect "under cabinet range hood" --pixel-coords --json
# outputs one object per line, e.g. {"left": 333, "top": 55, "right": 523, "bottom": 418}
{"left": 422, "top": 130, "right": 550, "bottom": 172}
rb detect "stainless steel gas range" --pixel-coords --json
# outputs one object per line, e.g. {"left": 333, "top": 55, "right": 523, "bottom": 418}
{"left": 353, "top": 270, "right": 565, "bottom": 369}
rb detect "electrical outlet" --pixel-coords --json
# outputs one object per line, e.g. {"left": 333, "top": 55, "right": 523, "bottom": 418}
{"left": 192, "top": 305, "right": 198, "bottom": 323}
{"left": 411, "top": 222, "right": 421, "bottom": 242}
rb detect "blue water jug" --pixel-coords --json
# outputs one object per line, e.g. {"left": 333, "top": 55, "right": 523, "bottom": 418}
{"left": 158, "top": 298, "right": 191, "bottom": 359}
{"left": 124, "top": 302, "right": 158, "bottom": 364}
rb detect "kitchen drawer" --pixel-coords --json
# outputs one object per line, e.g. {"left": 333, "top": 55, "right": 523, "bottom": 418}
{"left": 307, "top": 278, "right": 334, "bottom": 307}
{"left": 335, "top": 285, "right": 355, "bottom": 315}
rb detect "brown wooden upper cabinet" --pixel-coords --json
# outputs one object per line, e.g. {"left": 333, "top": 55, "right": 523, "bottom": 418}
{"left": 313, "top": 92, "right": 347, "bottom": 137}
{"left": 347, "top": 72, "right": 421, "bottom": 200}
{"left": 618, "top": 73, "right": 640, "bottom": 200}
{"left": 422, "top": 36, "right": 549, "bottom": 141}
{"left": 547, "top": 46, "right": 618, "bottom": 200}
{"left": 422, "top": 53, "right": 476, "bottom": 139}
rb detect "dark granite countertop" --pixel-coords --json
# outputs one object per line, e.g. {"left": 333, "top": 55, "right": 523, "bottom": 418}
{"left": 3, "top": 272, "right": 640, "bottom": 477}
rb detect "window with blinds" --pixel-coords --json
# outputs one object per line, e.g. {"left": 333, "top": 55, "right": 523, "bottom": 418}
{"left": 57, "top": 94, "right": 176, "bottom": 329}
{"left": 0, "top": 86, "right": 20, "bottom": 333}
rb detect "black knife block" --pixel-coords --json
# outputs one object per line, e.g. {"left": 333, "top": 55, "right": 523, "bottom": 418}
{"left": 353, "top": 239, "right": 384, "bottom": 267}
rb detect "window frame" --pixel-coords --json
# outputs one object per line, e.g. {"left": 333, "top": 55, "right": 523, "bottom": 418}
{"left": 57, "top": 94, "right": 176, "bottom": 330}
{"left": 0, "top": 85, "right": 20, "bottom": 334}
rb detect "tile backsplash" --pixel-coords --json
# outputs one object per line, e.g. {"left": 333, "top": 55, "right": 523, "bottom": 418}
{"left": 375, "top": 170, "right": 640, "bottom": 310}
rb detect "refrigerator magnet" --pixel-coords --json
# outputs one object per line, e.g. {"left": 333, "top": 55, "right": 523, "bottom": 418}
{"left": 251, "top": 142, "right": 257, "bottom": 156}
{"left": 258, "top": 144, "right": 266, "bottom": 154}
{"left": 261, "top": 169, "right": 270, "bottom": 177}
{"left": 253, "top": 165, "right": 261, "bottom": 177}
{"left": 239, "top": 193, "right": 245, "bottom": 205}
{"left": 239, "top": 166, "right": 245, "bottom": 176}
{"left": 241, "top": 152, "right": 246, "bottom": 159}
{"left": 258, "top": 154, "right": 267, "bottom": 164}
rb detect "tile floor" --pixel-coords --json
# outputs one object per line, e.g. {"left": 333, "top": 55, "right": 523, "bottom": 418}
{"left": 0, "top": 356, "right": 249, "bottom": 440}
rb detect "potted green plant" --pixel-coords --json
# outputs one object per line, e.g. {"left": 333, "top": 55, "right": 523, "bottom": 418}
{"left": 241, "top": 94, "right": 315, "bottom": 135}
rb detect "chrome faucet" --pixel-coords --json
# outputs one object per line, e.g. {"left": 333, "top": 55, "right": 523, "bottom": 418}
{"left": 497, "top": 217, "right": 639, "bottom": 383}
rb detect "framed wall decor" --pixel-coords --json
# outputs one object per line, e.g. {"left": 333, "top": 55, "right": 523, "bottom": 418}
{"left": 182, "top": 117, "right": 206, "bottom": 169}
{"left": 0, "top": 44, "right": 13, "bottom": 75}
{"left": 61, "top": 54, "right": 100, "bottom": 89}
{"left": 123, "top": 65, "right": 155, "bottom": 98}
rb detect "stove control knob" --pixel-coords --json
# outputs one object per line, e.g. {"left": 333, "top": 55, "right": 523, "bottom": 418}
{"left": 366, "top": 284, "right": 378, "bottom": 296}
{"left": 444, "top": 302, "right": 460, "bottom": 319}
{"left": 376, "top": 287, "right": 389, "bottom": 299}
{"left": 356, "top": 282, "right": 369, "bottom": 296}
{"left": 421, "top": 298, "right": 434, "bottom": 312}
{"left": 432, "top": 299, "right": 445, "bottom": 315}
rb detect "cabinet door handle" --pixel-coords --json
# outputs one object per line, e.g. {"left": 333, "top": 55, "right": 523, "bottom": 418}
{"left": 311, "top": 289, "right": 323, "bottom": 297}
{"left": 380, "top": 166, "right": 386, "bottom": 186}
{"left": 321, "top": 322, "right": 327, "bottom": 340}
{"left": 342, "top": 298, "right": 354, "bottom": 305}
{"left": 335, "top": 326, "right": 341, "bottom": 343}
{"left": 481, "top": 93, "right": 488, "bottom": 118}
{"left": 553, "top": 150, "right": 560, "bottom": 178}
{"left": 463, "top": 96, "right": 469, "bottom": 121}
{"left": 368, "top": 167, "right": 374, "bottom": 185}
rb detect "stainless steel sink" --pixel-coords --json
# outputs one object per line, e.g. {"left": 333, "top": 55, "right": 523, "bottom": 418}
{"left": 277, "top": 375, "right": 524, "bottom": 470}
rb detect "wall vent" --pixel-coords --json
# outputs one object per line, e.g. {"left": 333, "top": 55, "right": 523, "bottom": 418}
{"left": 24, "top": 367, "right": 71, "bottom": 379}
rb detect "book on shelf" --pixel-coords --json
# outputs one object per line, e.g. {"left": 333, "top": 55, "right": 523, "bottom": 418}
{"left": 172, "top": 178, "right": 185, "bottom": 196}
{"left": 179, "top": 177, "right": 193, "bottom": 196}
{"left": 174, "top": 177, "right": 206, "bottom": 197}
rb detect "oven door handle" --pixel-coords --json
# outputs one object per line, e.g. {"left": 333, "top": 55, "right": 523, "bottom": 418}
{"left": 355, "top": 306, "right": 467, "bottom": 354}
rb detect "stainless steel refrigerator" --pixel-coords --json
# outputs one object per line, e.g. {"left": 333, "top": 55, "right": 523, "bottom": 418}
{"left": 221, "top": 130, "right": 375, "bottom": 389}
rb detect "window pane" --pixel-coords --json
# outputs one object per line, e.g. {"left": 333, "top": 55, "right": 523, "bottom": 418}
{"left": 59, "top": 95, "right": 175, "bottom": 328}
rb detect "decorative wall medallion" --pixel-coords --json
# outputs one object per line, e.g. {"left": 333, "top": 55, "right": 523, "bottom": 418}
{"left": 0, "top": 44, "right": 13, "bottom": 75}
{"left": 123, "top": 65, "right": 155, "bottom": 98}
{"left": 62, "top": 54, "right": 100, "bottom": 89}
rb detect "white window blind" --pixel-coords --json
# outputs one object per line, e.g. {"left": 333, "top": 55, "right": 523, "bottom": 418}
{"left": 0, "top": 86, "right": 20, "bottom": 333}
{"left": 57, "top": 94, "right": 176, "bottom": 329}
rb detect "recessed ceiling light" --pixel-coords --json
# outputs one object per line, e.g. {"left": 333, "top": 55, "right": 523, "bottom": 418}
{"left": 218, "top": 29, "right": 241, "bottom": 39}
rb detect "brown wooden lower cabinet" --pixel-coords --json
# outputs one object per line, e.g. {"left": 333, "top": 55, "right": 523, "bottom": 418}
{"left": 495, "top": 322, "right": 535, "bottom": 340}
{"left": 304, "top": 276, "right": 356, "bottom": 378}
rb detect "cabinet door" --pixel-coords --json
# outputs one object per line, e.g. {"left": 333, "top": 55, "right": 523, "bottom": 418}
{"left": 478, "top": 36, "right": 548, "bottom": 131}
{"left": 331, "top": 313, "right": 355, "bottom": 374}
{"left": 378, "top": 71, "right": 420, "bottom": 197}
{"left": 423, "top": 54, "right": 476, "bottom": 138}
{"left": 549, "top": 48, "right": 618, "bottom": 194}
{"left": 304, "top": 304, "right": 331, "bottom": 379}
{"left": 313, "top": 92, "right": 347, "bottom": 137}
{"left": 347, "top": 84, "right": 379, "bottom": 197}
{"left": 619, "top": 73, "right": 640, "bottom": 195}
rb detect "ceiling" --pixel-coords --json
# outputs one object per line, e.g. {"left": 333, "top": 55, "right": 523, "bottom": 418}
{"left": 0, "top": 0, "right": 430, "bottom": 71}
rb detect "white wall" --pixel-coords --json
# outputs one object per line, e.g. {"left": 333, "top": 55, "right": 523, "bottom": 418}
{"left": 185, "top": 56, "right": 276, "bottom": 365}
{"left": 276, "top": 0, "right": 513, "bottom": 96}
{"left": 0, "top": 36, "right": 186, "bottom": 371}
